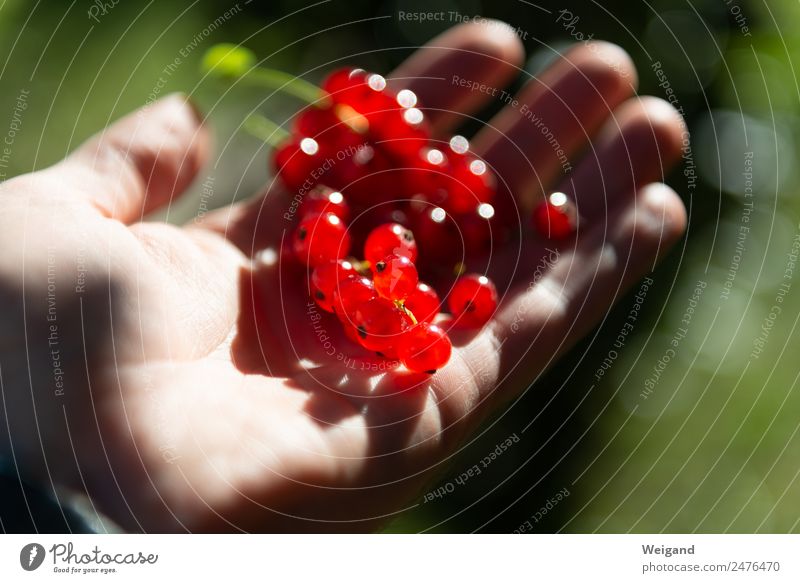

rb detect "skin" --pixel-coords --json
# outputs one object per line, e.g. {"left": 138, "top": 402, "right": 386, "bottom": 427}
{"left": 0, "top": 21, "right": 686, "bottom": 532}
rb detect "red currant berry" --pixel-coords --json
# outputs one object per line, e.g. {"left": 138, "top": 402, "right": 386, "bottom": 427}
{"left": 358, "top": 205, "right": 411, "bottom": 234}
{"left": 324, "top": 141, "right": 368, "bottom": 192}
{"left": 299, "top": 186, "right": 349, "bottom": 220}
{"left": 325, "top": 68, "right": 395, "bottom": 117}
{"left": 445, "top": 155, "right": 496, "bottom": 214}
{"left": 412, "top": 206, "right": 462, "bottom": 265}
{"left": 373, "top": 253, "right": 419, "bottom": 301}
{"left": 398, "top": 323, "right": 452, "bottom": 373}
{"left": 354, "top": 73, "right": 396, "bottom": 116}
{"left": 338, "top": 145, "right": 399, "bottom": 205}
{"left": 343, "top": 322, "right": 364, "bottom": 346}
{"left": 310, "top": 259, "right": 359, "bottom": 312}
{"left": 354, "top": 297, "right": 414, "bottom": 354}
{"left": 404, "top": 282, "right": 440, "bottom": 324}
{"left": 532, "top": 192, "right": 576, "bottom": 240}
{"left": 333, "top": 275, "right": 377, "bottom": 322}
{"left": 322, "top": 68, "right": 367, "bottom": 103}
{"left": 371, "top": 105, "right": 429, "bottom": 162}
{"left": 292, "top": 212, "right": 351, "bottom": 267}
{"left": 403, "top": 147, "right": 449, "bottom": 201}
{"left": 375, "top": 345, "right": 400, "bottom": 360}
{"left": 460, "top": 202, "right": 497, "bottom": 255}
{"left": 364, "top": 223, "right": 418, "bottom": 265}
{"left": 349, "top": 205, "right": 410, "bottom": 255}
{"left": 293, "top": 106, "right": 346, "bottom": 143}
{"left": 272, "top": 137, "right": 324, "bottom": 193}
{"left": 448, "top": 274, "right": 498, "bottom": 328}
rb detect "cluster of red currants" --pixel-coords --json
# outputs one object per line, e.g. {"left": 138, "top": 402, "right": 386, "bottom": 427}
{"left": 299, "top": 220, "right": 497, "bottom": 373}
{"left": 272, "top": 67, "right": 574, "bottom": 373}
{"left": 272, "top": 68, "right": 508, "bottom": 269}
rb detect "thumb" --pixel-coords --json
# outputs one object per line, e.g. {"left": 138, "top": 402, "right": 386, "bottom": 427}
{"left": 56, "top": 93, "right": 209, "bottom": 223}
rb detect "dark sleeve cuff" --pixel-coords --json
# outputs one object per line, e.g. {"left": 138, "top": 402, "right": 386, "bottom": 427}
{"left": 0, "top": 458, "right": 99, "bottom": 533}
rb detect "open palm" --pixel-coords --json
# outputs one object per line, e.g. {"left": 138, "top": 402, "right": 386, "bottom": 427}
{"left": 0, "top": 21, "right": 686, "bottom": 532}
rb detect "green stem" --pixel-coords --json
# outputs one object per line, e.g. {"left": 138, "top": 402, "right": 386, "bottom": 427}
{"left": 243, "top": 114, "right": 290, "bottom": 147}
{"left": 244, "top": 68, "right": 329, "bottom": 106}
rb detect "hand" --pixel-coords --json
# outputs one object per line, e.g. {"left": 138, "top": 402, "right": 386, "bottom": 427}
{"left": 0, "top": 21, "right": 686, "bottom": 532}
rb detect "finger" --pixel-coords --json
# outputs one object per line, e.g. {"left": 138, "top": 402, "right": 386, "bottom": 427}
{"left": 492, "top": 182, "right": 686, "bottom": 374}
{"left": 54, "top": 93, "right": 209, "bottom": 223}
{"left": 474, "top": 97, "right": 684, "bottom": 287}
{"left": 474, "top": 41, "right": 637, "bottom": 212}
{"left": 561, "top": 96, "right": 686, "bottom": 220}
{"left": 389, "top": 19, "right": 524, "bottom": 136}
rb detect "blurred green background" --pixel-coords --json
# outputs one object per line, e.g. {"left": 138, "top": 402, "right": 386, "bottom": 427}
{"left": 1, "top": 0, "right": 798, "bottom": 532}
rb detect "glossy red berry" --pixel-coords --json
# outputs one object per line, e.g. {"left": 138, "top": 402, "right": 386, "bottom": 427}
{"left": 412, "top": 206, "right": 462, "bottom": 265}
{"left": 322, "top": 68, "right": 367, "bottom": 103}
{"left": 448, "top": 274, "right": 498, "bottom": 328}
{"left": 299, "top": 186, "right": 349, "bottom": 220}
{"left": 333, "top": 275, "right": 377, "bottom": 322}
{"left": 272, "top": 137, "right": 324, "bottom": 193}
{"left": 444, "top": 137, "right": 495, "bottom": 214}
{"left": 343, "top": 322, "right": 364, "bottom": 346}
{"left": 404, "top": 282, "right": 440, "bottom": 324}
{"left": 371, "top": 103, "right": 429, "bottom": 161}
{"left": 404, "top": 147, "right": 449, "bottom": 202}
{"left": 364, "top": 223, "right": 418, "bottom": 265}
{"left": 311, "top": 259, "right": 359, "bottom": 312}
{"left": 325, "top": 68, "right": 394, "bottom": 117}
{"left": 357, "top": 205, "right": 411, "bottom": 236}
{"left": 449, "top": 156, "right": 495, "bottom": 213}
{"left": 354, "top": 73, "right": 396, "bottom": 117}
{"left": 373, "top": 253, "right": 419, "bottom": 301}
{"left": 337, "top": 145, "right": 398, "bottom": 205}
{"left": 354, "top": 297, "right": 414, "bottom": 354}
{"left": 293, "top": 106, "right": 343, "bottom": 142}
{"left": 398, "top": 323, "right": 452, "bottom": 373}
{"left": 292, "top": 212, "right": 351, "bottom": 267}
{"left": 460, "top": 202, "right": 497, "bottom": 255}
{"left": 532, "top": 192, "right": 576, "bottom": 240}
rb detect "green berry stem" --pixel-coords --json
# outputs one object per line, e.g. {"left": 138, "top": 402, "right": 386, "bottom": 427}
{"left": 243, "top": 114, "right": 290, "bottom": 147}
{"left": 245, "top": 68, "right": 329, "bottom": 106}
{"left": 202, "top": 43, "right": 329, "bottom": 107}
